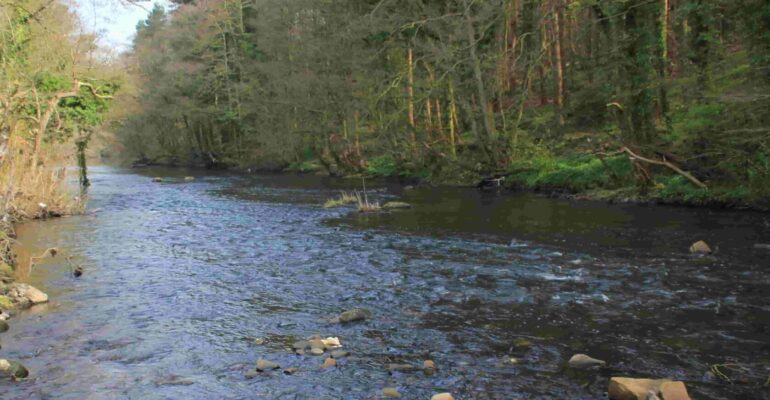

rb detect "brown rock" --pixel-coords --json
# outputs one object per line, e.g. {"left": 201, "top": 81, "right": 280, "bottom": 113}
{"left": 339, "top": 308, "right": 371, "bottom": 323}
{"left": 689, "top": 240, "right": 712, "bottom": 254}
{"left": 608, "top": 377, "right": 670, "bottom": 400}
{"left": 23, "top": 285, "right": 48, "bottom": 304}
{"left": 309, "top": 338, "right": 326, "bottom": 351}
{"left": 383, "top": 387, "right": 401, "bottom": 398}
{"left": 431, "top": 394, "right": 454, "bottom": 400}
{"left": 423, "top": 359, "right": 436, "bottom": 375}
{"left": 322, "top": 357, "right": 336, "bottom": 368}
{"left": 283, "top": 367, "right": 298, "bottom": 375}
{"left": 660, "top": 381, "right": 691, "bottom": 400}
{"left": 255, "top": 359, "right": 280, "bottom": 372}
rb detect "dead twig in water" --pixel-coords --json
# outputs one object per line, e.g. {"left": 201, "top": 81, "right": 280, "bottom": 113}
{"left": 29, "top": 247, "right": 58, "bottom": 269}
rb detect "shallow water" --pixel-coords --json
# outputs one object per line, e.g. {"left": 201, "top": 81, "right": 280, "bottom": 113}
{"left": 2, "top": 166, "right": 769, "bottom": 399}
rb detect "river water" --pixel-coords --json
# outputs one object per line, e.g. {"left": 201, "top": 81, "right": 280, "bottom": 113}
{"left": 2, "top": 166, "right": 769, "bottom": 399}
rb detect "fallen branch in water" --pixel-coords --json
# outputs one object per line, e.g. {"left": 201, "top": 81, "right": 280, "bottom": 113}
{"left": 597, "top": 147, "right": 708, "bottom": 189}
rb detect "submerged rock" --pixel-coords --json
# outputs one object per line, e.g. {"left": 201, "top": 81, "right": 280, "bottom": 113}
{"left": 0, "top": 320, "right": 7, "bottom": 333}
{"left": 387, "top": 363, "right": 415, "bottom": 372}
{"left": 152, "top": 177, "right": 163, "bottom": 183}
{"left": 608, "top": 377, "right": 672, "bottom": 400}
{"left": 382, "top": 201, "right": 412, "bottom": 210}
{"left": 292, "top": 340, "right": 309, "bottom": 350}
{"left": 283, "top": 367, "right": 298, "bottom": 375}
{"left": 330, "top": 350, "right": 349, "bottom": 358}
{"left": 338, "top": 308, "right": 371, "bottom": 323}
{"left": 0, "top": 359, "right": 28, "bottom": 379}
{"left": 431, "top": 393, "right": 455, "bottom": 400}
{"left": 184, "top": 176, "right": 195, "bottom": 181}
{"left": 689, "top": 240, "right": 712, "bottom": 254}
{"left": 383, "top": 387, "right": 401, "bottom": 398}
{"left": 255, "top": 359, "right": 280, "bottom": 372}
{"left": 568, "top": 353, "right": 606, "bottom": 369}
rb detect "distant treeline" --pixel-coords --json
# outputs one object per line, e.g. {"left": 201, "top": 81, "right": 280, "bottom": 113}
{"left": 117, "top": 1, "right": 770, "bottom": 203}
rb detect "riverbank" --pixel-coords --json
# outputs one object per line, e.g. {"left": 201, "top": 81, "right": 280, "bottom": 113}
{"left": 136, "top": 153, "right": 770, "bottom": 212}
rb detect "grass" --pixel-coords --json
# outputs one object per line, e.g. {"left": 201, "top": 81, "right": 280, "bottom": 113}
{"left": 323, "top": 191, "right": 359, "bottom": 208}
{"left": 0, "top": 137, "right": 86, "bottom": 220}
{"left": 354, "top": 191, "right": 381, "bottom": 212}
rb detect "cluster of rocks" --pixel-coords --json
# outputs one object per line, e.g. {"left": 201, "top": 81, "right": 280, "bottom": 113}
{"left": 0, "top": 267, "right": 47, "bottom": 381}
{"left": 566, "top": 353, "right": 691, "bottom": 400}
{"left": 0, "top": 282, "right": 49, "bottom": 310}
{"left": 0, "top": 319, "right": 29, "bottom": 380}
{"left": 248, "top": 309, "right": 456, "bottom": 399}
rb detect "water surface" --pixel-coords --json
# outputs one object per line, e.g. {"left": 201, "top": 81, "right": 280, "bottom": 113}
{"left": 3, "top": 166, "right": 769, "bottom": 399}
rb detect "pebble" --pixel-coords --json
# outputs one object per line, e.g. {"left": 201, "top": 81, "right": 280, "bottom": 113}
{"left": 423, "top": 359, "right": 436, "bottom": 375}
{"left": 310, "top": 348, "right": 325, "bottom": 356}
{"left": 383, "top": 387, "right": 401, "bottom": 398}
{"left": 322, "top": 358, "right": 336, "bottom": 368}
{"left": 339, "top": 308, "right": 371, "bottom": 323}
{"left": 568, "top": 353, "right": 606, "bottom": 369}
{"left": 255, "top": 359, "right": 280, "bottom": 371}
{"left": 283, "top": 367, "right": 298, "bottom": 375}
{"left": 431, "top": 393, "right": 454, "bottom": 400}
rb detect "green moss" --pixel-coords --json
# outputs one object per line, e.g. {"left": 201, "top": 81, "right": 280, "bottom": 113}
{"left": 0, "top": 262, "right": 14, "bottom": 278}
{"left": 0, "top": 295, "right": 15, "bottom": 309}
{"left": 509, "top": 155, "right": 632, "bottom": 193}
{"left": 286, "top": 159, "right": 323, "bottom": 173}
{"left": 366, "top": 156, "right": 398, "bottom": 177}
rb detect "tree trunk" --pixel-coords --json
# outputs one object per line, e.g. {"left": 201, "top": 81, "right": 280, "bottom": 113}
{"left": 552, "top": 0, "right": 566, "bottom": 126}
{"left": 462, "top": 0, "right": 497, "bottom": 150}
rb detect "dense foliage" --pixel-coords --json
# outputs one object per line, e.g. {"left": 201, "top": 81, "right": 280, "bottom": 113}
{"left": 117, "top": 0, "right": 770, "bottom": 204}
{"left": 0, "top": 0, "right": 117, "bottom": 216}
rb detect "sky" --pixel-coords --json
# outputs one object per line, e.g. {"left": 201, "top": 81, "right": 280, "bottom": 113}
{"left": 71, "top": 0, "right": 169, "bottom": 53}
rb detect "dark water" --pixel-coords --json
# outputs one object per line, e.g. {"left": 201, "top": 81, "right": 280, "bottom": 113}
{"left": 2, "top": 166, "right": 769, "bottom": 399}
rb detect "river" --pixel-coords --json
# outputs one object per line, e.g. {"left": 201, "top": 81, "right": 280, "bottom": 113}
{"left": 2, "top": 166, "right": 769, "bottom": 399}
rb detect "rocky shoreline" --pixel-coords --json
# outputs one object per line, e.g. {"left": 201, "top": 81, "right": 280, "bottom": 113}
{"left": 0, "top": 212, "right": 50, "bottom": 381}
